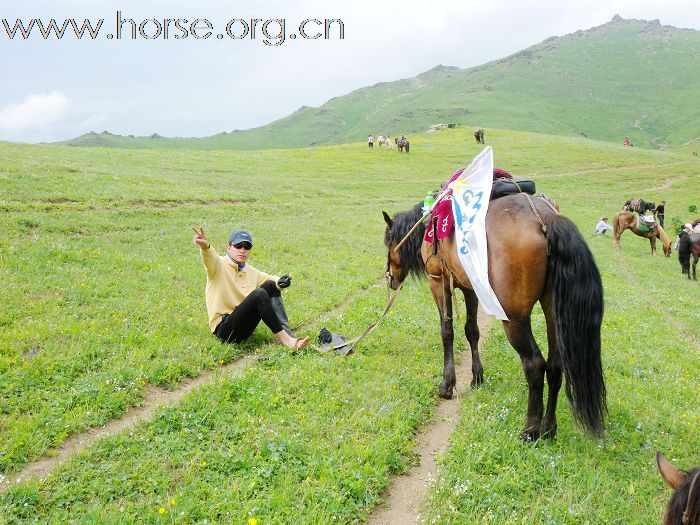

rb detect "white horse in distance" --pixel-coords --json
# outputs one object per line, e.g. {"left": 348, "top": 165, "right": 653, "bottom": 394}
{"left": 376, "top": 135, "right": 392, "bottom": 148}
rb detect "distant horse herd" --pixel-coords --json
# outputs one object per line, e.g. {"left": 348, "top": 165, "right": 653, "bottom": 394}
{"left": 368, "top": 128, "right": 488, "bottom": 152}
{"left": 370, "top": 134, "right": 410, "bottom": 153}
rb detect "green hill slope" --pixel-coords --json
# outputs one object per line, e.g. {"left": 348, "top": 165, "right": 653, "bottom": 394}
{"left": 62, "top": 16, "right": 700, "bottom": 150}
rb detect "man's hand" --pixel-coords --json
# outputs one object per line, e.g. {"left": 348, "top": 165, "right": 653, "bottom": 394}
{"left": 192, "top": 227, "right": 210, "bottom": 249}
{"left": 277, "top": 274, "right": 292, "bottom": 289}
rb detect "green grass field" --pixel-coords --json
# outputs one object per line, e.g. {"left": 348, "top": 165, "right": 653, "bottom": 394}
{"left": 1, "top": 128, "right": 698, "bottom": 523}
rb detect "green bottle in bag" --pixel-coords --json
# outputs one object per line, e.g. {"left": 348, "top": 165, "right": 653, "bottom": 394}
{"left": 423, "top": 192, "right": 435, "bottom": 215}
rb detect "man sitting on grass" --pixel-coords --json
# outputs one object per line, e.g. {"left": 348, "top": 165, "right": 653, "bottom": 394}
{"left": 192, "top": 227, "right": 309, "bottom": 350}
{"left": 596, "top": 216, "right": 613, "bottom": 235}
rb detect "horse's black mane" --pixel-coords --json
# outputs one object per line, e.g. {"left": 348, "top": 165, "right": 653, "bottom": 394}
{"left": 385, "top": 202, "right": 426, "bottom": 278}
{"left": 666, "top": 468, "right": 700, "bottom": 525}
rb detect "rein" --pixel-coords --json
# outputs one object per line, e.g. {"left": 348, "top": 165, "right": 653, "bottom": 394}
{"left": 426, "top": 215, "right": 459, "bottom": 322}
{"left": 426, "top": 251, "right": 459, "bottom": 322}
{"left": 312, "top": 280, "right": 404, "bottom": 355}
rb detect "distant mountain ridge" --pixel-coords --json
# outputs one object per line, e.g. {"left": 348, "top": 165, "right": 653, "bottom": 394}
{"left": 61, "top": 16, "right": 700, "bottom": 150}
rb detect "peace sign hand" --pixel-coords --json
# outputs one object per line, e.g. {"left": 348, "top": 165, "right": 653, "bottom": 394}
{"left": 192, "top": 227, "right": 210, "bottom": 249}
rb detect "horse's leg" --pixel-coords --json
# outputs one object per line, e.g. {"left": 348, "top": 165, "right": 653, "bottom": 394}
{"left": 430, "top": 277, "right": 456, "bottom": 399}
{"left": 540, "top": 295, "right": 561, "bottom": 439}
{"left": 613, "top": 224, "right": 622, "bottom": 252}
{"left": 650, "top": 237, "right": 657, "bottom": 256}
{"left": 462, "top": 288, "right": 483, "bottom": 387}
{"left": 502, "top": 317, "right": 547, "bottom": 441}
{"left": 693, "top": 255, "right": 698, "bottom": 281}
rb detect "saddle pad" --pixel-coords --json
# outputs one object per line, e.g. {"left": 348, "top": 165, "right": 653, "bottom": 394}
{"left": 638, "top": 215, "right": 657, "bottom": 232}
{"left": 424, "top": 195, "right": 455, "bottom": 244}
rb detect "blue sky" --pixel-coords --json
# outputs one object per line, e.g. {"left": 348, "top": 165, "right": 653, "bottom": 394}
{"left": 1, "top": 0, "right": 698, "bottom": 142}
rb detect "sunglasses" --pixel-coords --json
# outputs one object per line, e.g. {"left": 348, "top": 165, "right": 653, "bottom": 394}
{"left": 232, "top": 242, "right": 252, "bottom": 250}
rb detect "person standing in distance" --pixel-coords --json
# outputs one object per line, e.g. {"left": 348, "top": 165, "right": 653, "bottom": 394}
{"left": 655, "top": 200, "right": 666, "bottom": 228}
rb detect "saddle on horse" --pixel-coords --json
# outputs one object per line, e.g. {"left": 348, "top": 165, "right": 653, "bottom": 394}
{"left": 637, "top": 214, "right": 657, "bottom": 232}
{"left": 624, "top": 198, "right": 654, "bottom": 215}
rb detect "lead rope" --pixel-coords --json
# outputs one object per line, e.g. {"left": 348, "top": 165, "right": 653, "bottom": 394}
{"left": 426, "top": 251, "right": 458, "bottom": 323}
{"left": 450, "top": 270, "right": 460, "bottom": 321}
{"left": 312, "top": 280, "right": 404, "bottom": 354}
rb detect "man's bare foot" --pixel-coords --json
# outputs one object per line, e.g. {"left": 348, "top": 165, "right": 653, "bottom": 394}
{"left": 275, "top": 331, "right": 310, "bottom": 350}
{"left": 291, "top": 337, "right": 310, "bottom": 350}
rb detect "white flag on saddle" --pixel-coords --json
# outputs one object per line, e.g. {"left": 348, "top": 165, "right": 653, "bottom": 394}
{"left": 449, "top": 146, "right": 508, "bottom": 320}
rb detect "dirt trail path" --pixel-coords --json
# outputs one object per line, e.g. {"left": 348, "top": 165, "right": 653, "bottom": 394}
{"left": 0, "top": 279, "right": 386, "bottom": 494}
{"left": 368, "top": 308, "right": 493, "bottom": 525}
{"left": 0, "top": 356, "right": 254, "bottom": 492}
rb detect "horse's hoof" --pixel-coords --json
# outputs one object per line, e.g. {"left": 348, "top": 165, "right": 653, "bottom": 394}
{"left": 541, "top": 422, "right": 557, "bottom": 440}
{"left": 520, "top": 428, "right": 541, "bottom": 442}
{"left": 471, "top": 370, "right": 484, "bottom": 387}
{"left": 438, "top": 386, "right": 454, "bottom": 399}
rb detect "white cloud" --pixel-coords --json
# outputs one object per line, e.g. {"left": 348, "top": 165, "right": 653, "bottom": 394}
{"left": 0, "top": 92, "right": 71, "bottom": 141}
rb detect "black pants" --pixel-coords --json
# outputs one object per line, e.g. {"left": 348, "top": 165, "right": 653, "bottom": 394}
{"left": 214, "top": 280, "right": 283, "bottom": 343}
{"left": 657, "top": 214, "right": 664, "bottom": 228}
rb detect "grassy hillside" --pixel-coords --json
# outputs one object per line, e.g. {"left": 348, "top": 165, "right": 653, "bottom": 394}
{"left": 2, "top": 129, "right": 699, "bottom": 523}
{"left": 61, "top": 16, "right": 700, "bottom": 151}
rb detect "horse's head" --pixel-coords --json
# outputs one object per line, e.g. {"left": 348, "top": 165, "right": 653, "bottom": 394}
{"left": 382, "top": 211, "right": 407, "bottom": 289}
{"left": 659, "top": 227, "right": 673, "bottom": 256}
{"left": 657, "top": 452, "right": 700, "bottom": 525}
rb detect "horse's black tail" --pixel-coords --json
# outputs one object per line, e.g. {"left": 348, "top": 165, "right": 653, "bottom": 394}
{"left": 545, "top": 214, "right": 607, "bottom": 437}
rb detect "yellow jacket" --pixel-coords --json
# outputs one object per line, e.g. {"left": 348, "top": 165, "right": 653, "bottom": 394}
{"left": 200, "top": 246, "right": 278, "bottom": 332}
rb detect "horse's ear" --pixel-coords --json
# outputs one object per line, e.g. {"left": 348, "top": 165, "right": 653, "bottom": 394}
{"left": 382, "top": 211, "right": 393, "bottom": 228}
{"left": 657, "top": 452, "right": 687, "bottom": 489}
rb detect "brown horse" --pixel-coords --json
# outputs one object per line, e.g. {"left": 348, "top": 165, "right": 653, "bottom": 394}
{"left": 474, "top": 129, "right": 485, "bottom": 144}
{"left": 395, "top": 135, "right": 410, "bottom": 153}
{"left": 613, "top": 211, "right": 672, "bottom": 256}
{"left": 678, "top": 233, "right": 700, "bottom": 280}
{"left": 657, "top": 452, "right": 700, "bottom": 525}
{"left": 383, "top": 194, "right": 606, "bottom": 440}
